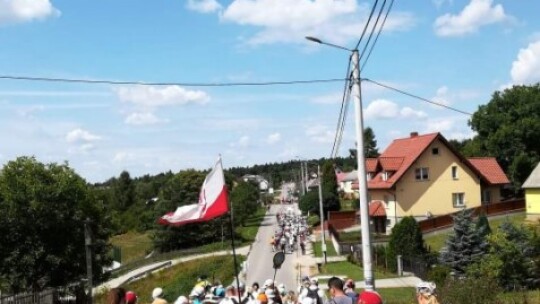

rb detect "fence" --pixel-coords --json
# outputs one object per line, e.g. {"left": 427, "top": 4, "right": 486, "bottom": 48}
{"left": 418, "top": 199, "right": 525, "bottom": 233}
{"left": 0, "top": 284, "right": 85, "bottom": 304}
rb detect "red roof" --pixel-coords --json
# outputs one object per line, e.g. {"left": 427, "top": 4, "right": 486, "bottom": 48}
{"left": 368, "top": 133, "right": 439, "bottom": 189}
{"left": 468, "top": 157, "right": 510, "bottom": 185}
{"left": 336, "top": 172, "right": 347, "bottom": 183}
{"left": 379, "top": 157, "right": 404, "bottom": 171}
{"left": 366, "top": 158, "right": 379, "bottom": 173}
{"left": 369, "top": 200, "right": 386, "bottom": 217}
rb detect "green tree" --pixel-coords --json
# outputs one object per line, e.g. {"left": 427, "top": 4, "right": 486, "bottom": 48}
{"left": 299, "top": 191, "right": 319, "bottom": 215}
{"left": 0, "top": 157, "right": 112, "bottom": 292}
{"left": 349, "top": 127, "right": 380, "bottom": 159}
{"left": 469, "top": 84, "right": 540, "bottom": 189}
{"left": 476, "top": 212, "right": 491, "bottom": 238}
{"left": 388, "top": 216, "right": 427, "bottom": 271}
{"left": 321, "top": 161, "right": 340, "bottom": 217}
{"left": 440, "top": 209, "right": 488, "bottom": 277}
{"left": 113, "top": 171, "right": 135, "bottom": 211}
{"left": 230, "top": 181, "right": 259, "bottom": 226}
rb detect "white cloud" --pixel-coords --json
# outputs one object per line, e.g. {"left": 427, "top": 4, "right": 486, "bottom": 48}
{"left": 0, "top": 0, "right": 60, "bottom": 25}
{"left": 426, "top": 118, "right": 454, "bottom": 132}
{"left": 116, "top": 85, "right": 210, "bottom": 107}
{"left": 364, "top": 99, "right": 400, "bottom": 120}
{"left": 113, "top": 151, "right": 135, "bottom": 163}
{"left": 187, "top": 0, "right": 222, "bottom": 13}
{"left": 220, "top": 0, "right": 415, "bottom": 45}
{"left": 124, "top": 112, "right": 166, "bottom": 125}
{"left": 510, "top": 40, "right": 540, "bottom": 85}
{"left": 400, "top": 107, "right": 427, "bottom": 119}
{"left": 65, "top": 128, "right": 101, "bottom": 143}
{"left": 305, "top": 125, "right": 334, "bottom": 143}
{"left": 432, "top": 85, "right": 452, "bottom": 106}
{"left": 434, "top": 0, "right": 507, "bottom": 37}
{"left": 266, "top": 132, "right": 281, "bottom": 144}
{"left": 230, "top": 135, "right": 250, "bottom": 148}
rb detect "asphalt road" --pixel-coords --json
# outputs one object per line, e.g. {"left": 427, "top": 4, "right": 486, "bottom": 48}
{"left": 245, "top": 204, "right": 300, "bottom": 291}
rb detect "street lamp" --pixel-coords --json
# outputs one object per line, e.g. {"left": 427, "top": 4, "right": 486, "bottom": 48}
{"left": 305, "top": 36, "right": 375, "bottom": 290}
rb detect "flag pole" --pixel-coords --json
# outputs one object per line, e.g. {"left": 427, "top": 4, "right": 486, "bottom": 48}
{"left": 221, "top": 157, "right": 242, "bottom": 304}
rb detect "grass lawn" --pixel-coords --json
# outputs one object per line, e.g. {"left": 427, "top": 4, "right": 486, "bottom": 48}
{"left": 319, "top": 261, "right": 398, "bottom": 281}
{"left": 424, "top": 212, "right": 531, "bottom": 252}
{"left": 376, "top": 287, "right": 416, "bottom": 304}
{"left": 95, "top": 255, "right": 245, "bottom": 304}
{"left": 313, "top": 241, "right": 338, "bottom": 257}
{"left": 236, "top": 206, "right": 266, "bottom": 242}
{"left": 110, "top": 231, "right": 153, "bottom": 264}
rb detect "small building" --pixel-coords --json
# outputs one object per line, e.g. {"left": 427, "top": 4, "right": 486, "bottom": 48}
{"left": 523, "top": 162, "right": 540, "bottom": 221}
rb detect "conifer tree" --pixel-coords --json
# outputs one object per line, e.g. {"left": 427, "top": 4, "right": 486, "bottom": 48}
{"left": 440, "top": 209, "right": 488, "bottom": 277}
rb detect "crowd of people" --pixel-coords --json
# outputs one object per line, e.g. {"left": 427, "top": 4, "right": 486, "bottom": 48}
{"left": 270, "top": 208, "right": 309, "bottom": 254}
{"left": 107, "top": 275, "right": 439, "bottom": 304}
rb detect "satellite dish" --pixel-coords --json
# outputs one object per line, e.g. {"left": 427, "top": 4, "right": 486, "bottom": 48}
{"left": 273, "top": 252, "right": 285, "bottom": 269}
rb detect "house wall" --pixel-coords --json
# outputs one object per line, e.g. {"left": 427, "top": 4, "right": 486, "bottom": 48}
{"left": 367, "top": 190, "right": 396, "bottom": 235}
{"left": 394, "top": 139, "right": 482, "bottom": 218}
{"left": 482, "top": 185, "right": 503, "bottom": 204}
{"left": 526, "top": 188, "right": 540, "bottom": 221}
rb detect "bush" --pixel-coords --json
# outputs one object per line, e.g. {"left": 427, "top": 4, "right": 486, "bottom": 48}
{"left": 438, "top": 275, "right": 501, "bottom": 304}
{"left": 427, "top": 265, "right": 451, "bottom": 289}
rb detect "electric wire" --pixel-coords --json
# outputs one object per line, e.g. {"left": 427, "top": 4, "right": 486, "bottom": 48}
{"left": 334, "top": 79, "right": 352, "bottom": 158}
{"left": 361, "top": 0, "right": 395, "bottom": 72}
{"left": 359, "top": 0, "right": 387, "bottom": 62}
{"left": 362, "top": 78, "right": 473, "bottom": 116}
{"left": 354, "top": 0, "right": 380, "bottom": 50}
{"left": 330, "top": 56, "right": 353, "bottom": 158}
{"left": 0, "top": 75, "right": 346, "bottom": 87}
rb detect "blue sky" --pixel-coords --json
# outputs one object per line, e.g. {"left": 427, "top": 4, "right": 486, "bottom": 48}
{"left": 1, "top": 0, "right": 539, "bottom": 183}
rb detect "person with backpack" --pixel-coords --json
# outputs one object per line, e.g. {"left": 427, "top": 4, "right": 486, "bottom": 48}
{"left": 299, "top": 278, "right": 325, "bottom": 304}
{"left": 326, "top": 277, "right": 352, "bottom": 304}
{"left": 343, "top": 279, "right": 358, "bottom": 304}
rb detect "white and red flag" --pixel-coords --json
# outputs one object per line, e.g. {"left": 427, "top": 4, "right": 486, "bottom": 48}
{"left": 158, "top": 158, "right": 229, "bottom": 226}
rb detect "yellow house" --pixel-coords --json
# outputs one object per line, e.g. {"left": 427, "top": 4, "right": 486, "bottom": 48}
{"left": 523, "top": 162, "right": 540, "bottom": 221}
{"left": 352, "top": 132, "right": 510, "bottom": 234}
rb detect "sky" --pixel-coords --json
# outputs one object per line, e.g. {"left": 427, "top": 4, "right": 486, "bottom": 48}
{"left": 1, "top": 0, "right": 539, "bottom": 183}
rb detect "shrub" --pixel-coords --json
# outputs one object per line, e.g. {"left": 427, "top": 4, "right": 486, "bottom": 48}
{"left": 438, "top": 275, "right": 501, "bottom": 304}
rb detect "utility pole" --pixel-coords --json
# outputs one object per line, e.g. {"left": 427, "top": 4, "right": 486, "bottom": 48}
{"left": 84, "top": 219, "right": 93, "bottom": 304}
{"left": 352, "top": 49, "right": 374, "bottom": 290}
{"left": 304, "top": 162, "right": 309, "bottom": 193}
{"left": 300, "top": 162, "right": 305, "bottom": 195}
{"left": 317, "top": 165, "right": 327, "bottom": 264}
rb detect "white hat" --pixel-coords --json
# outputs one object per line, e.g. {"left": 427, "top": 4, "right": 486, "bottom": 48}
{"left": 190, "top": 286, "right": 205, "bottom": 297}
{"left": 264, "top": 279, "right": 273, "bottom": 287}
{"left": 301, "top": 298, "right": 314, "bottom": 304}
{"left": 152, "top": 288, "right": 164, "bottom": 299}
{"left": 175, "top": 296, "right": 188, "bottom": 304}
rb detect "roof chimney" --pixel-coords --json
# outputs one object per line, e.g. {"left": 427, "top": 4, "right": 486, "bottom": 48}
{"left": 410, "top": 132, "right": 419, "bottom": 138}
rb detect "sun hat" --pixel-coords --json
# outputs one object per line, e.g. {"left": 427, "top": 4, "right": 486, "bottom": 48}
{"left": 125, "top": 291, "right": 137, "bottom": 304}
{"left": 152, "top": 288, "right": 164, "bottom": 299}
{"left": 416, "top": 281, "right": 436, "bottom": 295}
{"left": 175, "top": 296, "right": 188, "bottom": 304}
{"left": 358, "top": 291, "right": 382, "bottom": 304}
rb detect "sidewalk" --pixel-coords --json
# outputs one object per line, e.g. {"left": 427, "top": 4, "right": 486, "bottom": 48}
{"left": 95, "top": 245, "right": 250, "bottom": 293}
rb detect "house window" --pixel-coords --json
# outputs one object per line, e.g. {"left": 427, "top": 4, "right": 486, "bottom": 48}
{"left": 451, "top": 166, "right": 458, "bottom": 180}
{"left": 415, "top": 167, "right": 429, "bottom": 181}
{"left": 481, "top": 190, "right": 492, "bottom": 204}
{"left": 382, "top": 171, "right": 393, "bottom": 181}
{"left": 432, "top": 147, "right": 439, "bottom": 155}
{"left": 367, "top": 173, "right": 373, "bottom": 181}
{"left": 452, "top": 193, "right": 465, "bottom": 208}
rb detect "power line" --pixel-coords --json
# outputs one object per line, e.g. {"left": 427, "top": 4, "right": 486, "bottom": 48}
{"left": 362, "top": 78, "right": 473, "bottom": 116}
{"left": 354, "top": 0, "right": 380, "bottom": 50}
{"left": 331, "top": 56, "right": 353, "bottom": 158}
{"left": 361, "top": 0, "right": 395, "bottom": 72}
{"left": 0, "top": 75, "right": 346, "bottom": 87}
{"left": 359, "top": 0, "right": 387, "bottom": 62}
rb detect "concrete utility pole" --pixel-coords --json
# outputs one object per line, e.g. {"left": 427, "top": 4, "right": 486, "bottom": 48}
{"left": 305, "top": 36, "right": 374, "bottom": 291}
{"left": 300, "top": 162, "right": 305, "bottom": 195}
{"left": 351, "top": 49, "right": 374, "bottom": 290}
{"left": 84, "top": 219, "right": 93, "bottom": 304}
{"left": 317, "top": 165, "right": 327, "bottom": 264}
{"left": 304, "top": 162, "right": 309, "bottom": 193}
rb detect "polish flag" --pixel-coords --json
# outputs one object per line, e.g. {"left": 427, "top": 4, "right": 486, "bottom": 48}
{"left": 158, "top": 158, "right": 229, "bottom": 226}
